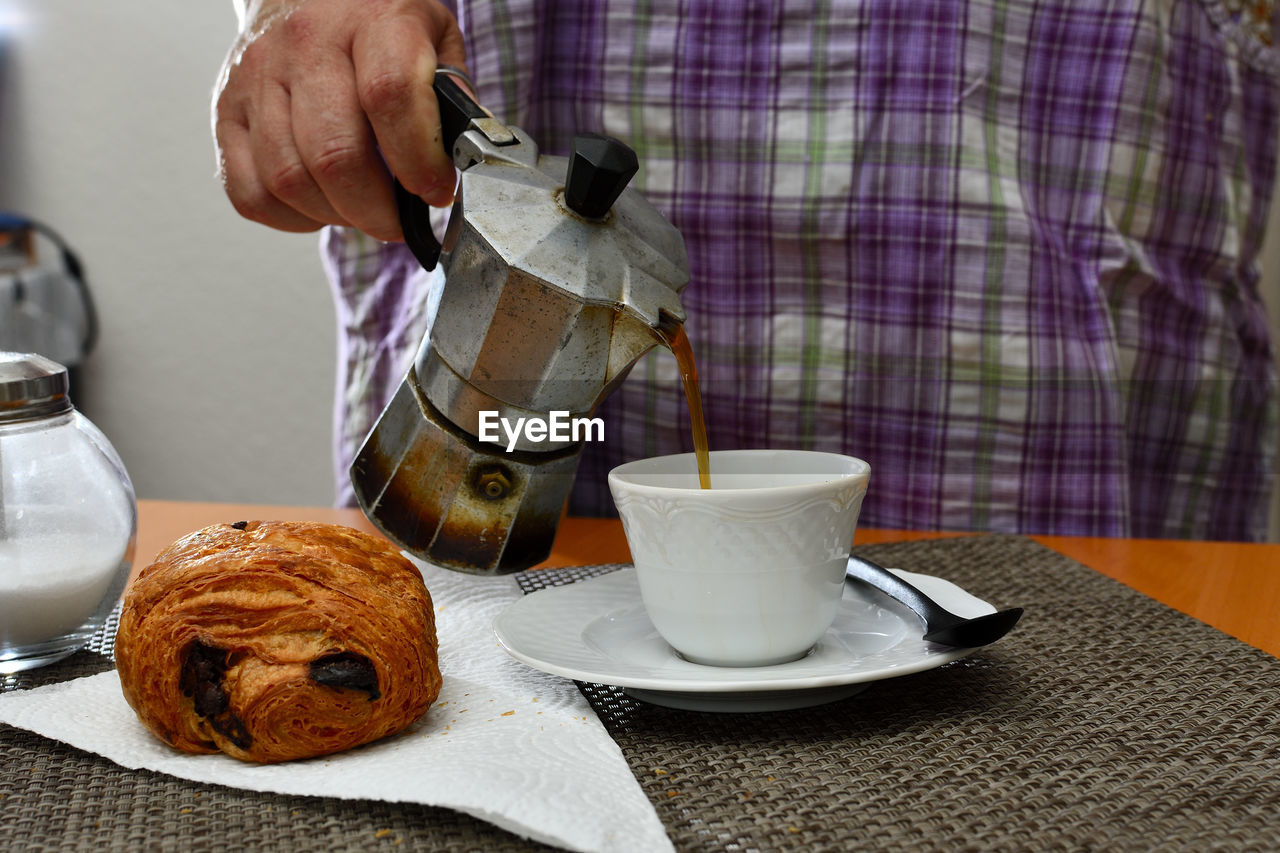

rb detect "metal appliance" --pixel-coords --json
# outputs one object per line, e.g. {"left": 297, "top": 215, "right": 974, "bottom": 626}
{"left": 350, "top": 76, "right": 689, "bottom": 573}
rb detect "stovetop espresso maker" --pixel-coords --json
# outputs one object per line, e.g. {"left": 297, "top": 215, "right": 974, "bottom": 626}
{"left": 350, "top": 76, "right": 689, "bottom": 574}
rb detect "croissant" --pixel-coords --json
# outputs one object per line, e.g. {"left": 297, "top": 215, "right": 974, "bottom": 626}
{"left": 115, "top": 520, "right": 441, "bottom": 763}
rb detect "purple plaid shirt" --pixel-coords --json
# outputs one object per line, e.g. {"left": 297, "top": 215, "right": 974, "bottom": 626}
{"left": 325, "top": 0, "right": 1279, "bottom": 540}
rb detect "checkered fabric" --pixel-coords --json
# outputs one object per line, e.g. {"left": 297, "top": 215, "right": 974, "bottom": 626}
{"left": 325, "top": 0, "right": 1280, "bottom": 540}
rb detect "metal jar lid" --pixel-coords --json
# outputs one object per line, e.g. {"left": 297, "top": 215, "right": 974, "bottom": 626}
{"left": 0, "top": 351, "right": 73, "bottom": 423}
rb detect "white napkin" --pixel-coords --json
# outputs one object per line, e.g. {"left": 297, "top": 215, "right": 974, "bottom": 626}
{"left": 0, "top": 562, "right": 672, "bottom": 853}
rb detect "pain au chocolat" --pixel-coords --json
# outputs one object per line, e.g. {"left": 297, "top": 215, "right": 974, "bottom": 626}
{"left": 115, "top": 521, "right": 441, "bottom": 763}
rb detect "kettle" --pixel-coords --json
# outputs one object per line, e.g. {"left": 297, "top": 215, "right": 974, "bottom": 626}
{"left": 350, "top": 76, "right": 689, "bottom": 574}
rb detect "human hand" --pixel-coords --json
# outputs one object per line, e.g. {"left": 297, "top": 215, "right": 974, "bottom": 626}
{"left": 213, "top": 0, "right": 465, "bottom": 241}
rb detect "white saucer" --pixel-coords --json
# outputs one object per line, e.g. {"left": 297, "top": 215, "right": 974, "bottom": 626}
{"left": 493, "top": 567, "right": 996, "bottom": 712}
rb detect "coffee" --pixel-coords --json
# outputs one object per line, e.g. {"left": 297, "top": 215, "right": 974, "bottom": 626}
{"left": 655, "top": 324, "right": 711, "bottom": 489}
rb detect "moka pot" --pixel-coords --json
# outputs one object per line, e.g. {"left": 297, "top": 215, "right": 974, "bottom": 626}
{"left": 350, "top": 76, "right": 689, "bottom": 574}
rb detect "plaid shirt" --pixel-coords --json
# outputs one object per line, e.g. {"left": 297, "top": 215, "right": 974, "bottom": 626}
{"left": 325, "top": 0, "right": 1279, "bottom": 540}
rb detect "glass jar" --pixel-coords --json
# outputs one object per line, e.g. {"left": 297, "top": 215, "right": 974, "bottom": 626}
{"left": 0, "top": 352, "right": 136, "bottom": 672}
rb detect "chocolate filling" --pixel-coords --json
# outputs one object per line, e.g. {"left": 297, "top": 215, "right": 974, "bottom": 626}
{"left": 179, "top": 640, "right": 252, "bottom": 750}
{"left": 309, "top": 652, "right": 381, "bottom": 700}
{"left": 229, "top": 520, "right": 249, "bottom": 530}
{"left": 180, "top": 641, "right": 228, "bottom": 715}
{"left": 209, "top": 714, "right": 252, "bottom": 749}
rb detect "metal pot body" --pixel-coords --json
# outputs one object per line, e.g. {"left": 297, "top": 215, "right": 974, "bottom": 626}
{"left": 352, "top": 123, "right": 688, "bottom": 573}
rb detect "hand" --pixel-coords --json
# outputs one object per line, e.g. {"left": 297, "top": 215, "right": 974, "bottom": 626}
{"left": 213, "top": 0, "right": 465, "bottom": 241}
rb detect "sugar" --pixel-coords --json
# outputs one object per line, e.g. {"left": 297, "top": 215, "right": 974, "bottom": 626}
{"left": 0, "top": 510, "right": 129, "bottom": 647}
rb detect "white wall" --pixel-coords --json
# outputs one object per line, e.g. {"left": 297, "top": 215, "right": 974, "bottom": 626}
{"left": 0, "top": 0, "right": 337, "bottom": 506}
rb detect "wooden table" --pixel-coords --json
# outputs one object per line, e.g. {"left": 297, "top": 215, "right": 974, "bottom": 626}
{"left": 136, "top": 500, "right": 1280, "bottom": 659}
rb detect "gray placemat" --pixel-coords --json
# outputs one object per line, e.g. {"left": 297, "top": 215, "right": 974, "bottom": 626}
{"left": 540, "top": 537, "right": 1280, "bottom": 852}
{"left": 4, "top": 535, "right": 1279, "bottom": 851}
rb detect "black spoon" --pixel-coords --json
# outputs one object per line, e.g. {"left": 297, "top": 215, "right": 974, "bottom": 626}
{"left": 845, "top": 554, "right": 1023, "bottom": 647}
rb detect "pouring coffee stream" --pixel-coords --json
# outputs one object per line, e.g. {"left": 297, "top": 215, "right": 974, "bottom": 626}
{"left": 654, "top": 321, "right": 712, "bottom": 490}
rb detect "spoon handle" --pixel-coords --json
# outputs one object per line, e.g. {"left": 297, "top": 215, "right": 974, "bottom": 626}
{"left": 845, "top": 553, "right": 956, "bottom": 629}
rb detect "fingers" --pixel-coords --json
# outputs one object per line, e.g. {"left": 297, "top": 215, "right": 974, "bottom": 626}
{"left": 352, "top": 15, "right": 454, "bottom": 208}
{"left": 216, "top": 107, "right": 330, "bottom": 234}
{"left": 430, "top": 4, "right": 468, "bottom": 71}
{"left": 213, "top": 0, "right": 467, "bottom": 239}
{"left": 290, "top": 49, "right": 402, "bottom": 240}
{"left": 254, "top": 77, "right": 360, "bottom": 228}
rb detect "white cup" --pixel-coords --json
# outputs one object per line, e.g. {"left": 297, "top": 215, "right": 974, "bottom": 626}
{"left": 608, "top": 449, "right": 871, "bottom": 667}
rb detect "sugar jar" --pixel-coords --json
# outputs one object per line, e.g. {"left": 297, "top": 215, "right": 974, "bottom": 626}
{"left": 0, "top": 352, "right": 136, "bottom": 672}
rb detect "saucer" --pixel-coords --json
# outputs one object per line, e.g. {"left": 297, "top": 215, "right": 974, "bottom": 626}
{"left": 493, "top": 567, "right": 996, "bottom": 712}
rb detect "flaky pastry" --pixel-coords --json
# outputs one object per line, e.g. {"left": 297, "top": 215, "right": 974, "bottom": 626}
{"left": 115, "top": 521, "right": 441, "bottom": 763}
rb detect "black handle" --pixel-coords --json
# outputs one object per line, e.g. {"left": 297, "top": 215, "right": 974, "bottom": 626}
{"left": 394, "top": 74, "right": 488, "bottom": 271}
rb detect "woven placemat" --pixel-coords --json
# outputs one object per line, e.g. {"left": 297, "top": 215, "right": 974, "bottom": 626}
{"left": 4, "top": 535, "right": 1279, "bottom": 851}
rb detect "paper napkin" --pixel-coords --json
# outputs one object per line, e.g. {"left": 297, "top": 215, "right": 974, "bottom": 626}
{"left": 0, "top": 561, "right": 672, "bottom": 853}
